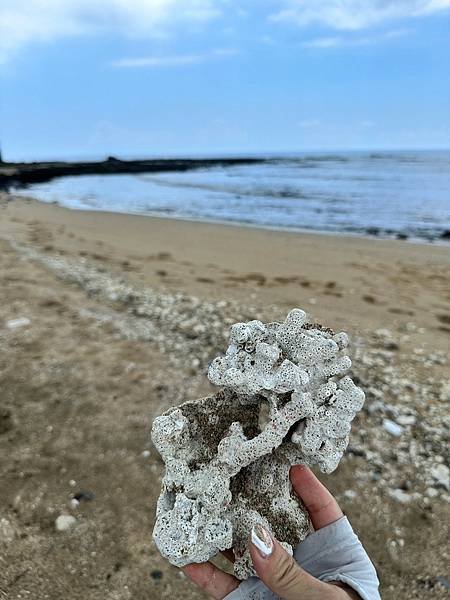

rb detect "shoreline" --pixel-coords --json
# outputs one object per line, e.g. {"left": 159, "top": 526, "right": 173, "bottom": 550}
{"left": 6, "top": 192, "right": 450, "bottom": 248}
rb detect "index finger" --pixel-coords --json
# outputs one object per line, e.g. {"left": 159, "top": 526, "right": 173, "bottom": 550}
{"left": 290, "top": 465, "right": 343, "bottom": 530}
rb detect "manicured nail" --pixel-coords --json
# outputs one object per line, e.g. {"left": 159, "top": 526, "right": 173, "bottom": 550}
{"left": 251, "top": 523, "right": 273, "bottom": 558}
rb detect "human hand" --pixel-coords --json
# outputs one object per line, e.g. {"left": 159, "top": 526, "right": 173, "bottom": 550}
{"left": 183, "top": 465, "right": 379, "bottom": 599}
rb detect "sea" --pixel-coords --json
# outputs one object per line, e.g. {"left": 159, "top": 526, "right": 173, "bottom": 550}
{"left": 12, "top": 151, "right": 450, "bottom": 243}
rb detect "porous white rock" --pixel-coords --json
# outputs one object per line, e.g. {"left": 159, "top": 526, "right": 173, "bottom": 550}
{"left": 152, "top": 309, "right": 365, "bottom": 579}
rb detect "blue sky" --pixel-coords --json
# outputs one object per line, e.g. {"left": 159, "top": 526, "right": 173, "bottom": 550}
{"left": 1, "top": 0, "right": 449, "bottom": 160}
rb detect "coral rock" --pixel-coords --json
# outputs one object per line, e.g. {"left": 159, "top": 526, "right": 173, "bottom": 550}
{"left": 152, "top": 309, "right": 365, "bottom": 579}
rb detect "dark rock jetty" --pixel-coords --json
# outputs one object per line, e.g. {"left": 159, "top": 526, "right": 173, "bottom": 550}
{"left": 0, "top": 156, "right": 265, "bottom": 189}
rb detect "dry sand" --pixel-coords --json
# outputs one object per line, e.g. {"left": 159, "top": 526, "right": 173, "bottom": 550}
{"left": 0, "top": 193, "right": 449, "bottom": 599}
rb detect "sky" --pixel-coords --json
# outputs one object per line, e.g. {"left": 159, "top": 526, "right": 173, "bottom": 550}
{"left": 0, "top": 0, "right": 449, "bottom": 160}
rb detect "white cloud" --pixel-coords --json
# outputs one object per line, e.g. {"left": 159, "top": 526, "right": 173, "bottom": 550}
{"left": 0, "top": 0, "right": 220, "bottom": 64}
{"left": 360, "top": 120, "right": 376, "bottom": 128}
{"left": 271, "top": 0, "right": 450, "bottom": 30}
{"left": 112, "top": 54, "right": 203, "bottom": 68}
{"left": 111, "top": 47, "right": 238, "bottom": 68}
{"left": 212, "top": 47, "right": 239, "bottom": 56}
{"left": 298, "top": 118, "right": 321, "bottom": 128}
{"left": 303, "top": 37, "right": 342, "bottom": 48}
{"left": 302, "top": 28, "right": 413, "bottom": 48}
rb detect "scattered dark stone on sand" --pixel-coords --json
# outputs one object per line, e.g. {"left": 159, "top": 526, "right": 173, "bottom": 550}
{"left": 345, "top": 445, "right": 366, "bottom": 458}
{"left": 151, "top": 570, "right": 163, "bottom": 580}
{"left": 396, "top": 233, "right": 408, "bottom": 240}
{"left": 384, "top": 341, "right": 400, "bottom": 351}
{"left": 366, "top": 227, "right": 380, "bottom": 236}
{"left": 0, "top": 408, "right": 13, "bottom": 434}
{"left": 73, "top": 490, "right": 95, "bottom": 502}
{"left": 246, "top": 273, "right": 267, "bottom": 286}
{"left": 440, "top": 229, "right": 450, "bottom": 240}
{"left": 388, "top": 307, "right": 415, "bottom": 316}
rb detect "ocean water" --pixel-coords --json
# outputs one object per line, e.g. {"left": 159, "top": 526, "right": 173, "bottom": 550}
{"left": 13, "top": 151, "right": 450, "bottom": 242}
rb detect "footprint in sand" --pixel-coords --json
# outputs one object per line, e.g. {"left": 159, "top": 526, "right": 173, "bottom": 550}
{"left": 224, "top": 273, "right": 266, "bottom": 286}
{"left": 436, "top": 314, "right": 450, "bottom": 327}
{"left": 273, "top": 276, "right": 300, "bottom": 285}
{"left": 147, "top": 252, "right": 173, "bottom": 261}
{"left": 388, "top": 307, "right": 415, "bottom": 316}
{"left": 362, "top": 295, "right": 378, "bottom": 304}
{"left": 323, "top": 281, "right": 342, "bottom": 297}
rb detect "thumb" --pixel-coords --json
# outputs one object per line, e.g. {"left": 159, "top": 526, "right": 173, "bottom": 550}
{"left": 249, "top": 524, "right": 333, "bottom": 600}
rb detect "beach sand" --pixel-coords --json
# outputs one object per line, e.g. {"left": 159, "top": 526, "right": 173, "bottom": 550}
{"left": 0, "top": 193, "right": 449, "bottom": 599}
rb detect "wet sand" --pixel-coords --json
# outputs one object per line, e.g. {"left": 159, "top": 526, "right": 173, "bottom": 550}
{"left": 2, "top": 195, "right": 450, "bottom": 347}
{"left": 0, "top": 193, "right": 449, "bottom": 599}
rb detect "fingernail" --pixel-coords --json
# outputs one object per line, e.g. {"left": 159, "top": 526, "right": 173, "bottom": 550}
{"left": 251, "top": 523, "right": 274, "bottom": 558}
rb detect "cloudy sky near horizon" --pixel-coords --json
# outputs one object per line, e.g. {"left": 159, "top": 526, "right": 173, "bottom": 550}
{"left": 1, "top": 0, "right": 449, "bottom": 160}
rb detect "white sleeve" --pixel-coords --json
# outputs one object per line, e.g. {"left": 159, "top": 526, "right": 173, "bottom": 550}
{"left": 224, "top": 516, "right": 380, "bottom": 600}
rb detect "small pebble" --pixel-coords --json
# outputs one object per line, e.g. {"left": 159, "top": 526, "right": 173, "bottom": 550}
{"left": 55, "top": 515, "right": 77, "bottom": 531}
{"left": 6, "top": 317, "right": 31, "bottom": 329}
{"left": 388, "top": 489, "right": 412, "bottom": 504}
{"left": 396, "top": 415, "right": 416, "bottom": 427}
{"left": 430, "top": 464, "right": 449, "bottom": 490}
{"left": 383, "top": 419, "right": 403, "bottom": 437}
{"left": 151, "top": 570, "right": 163, "bottom": 580}
{"left": 434, "top": 576, "right": 450, "bottom": 591}
{"left": 343, "top": 490, "right": 357, "bottom": 500}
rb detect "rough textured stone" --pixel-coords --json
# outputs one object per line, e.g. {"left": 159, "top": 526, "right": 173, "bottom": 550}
{"left": 152, "top": 309, "right": 365, "bottom": 579}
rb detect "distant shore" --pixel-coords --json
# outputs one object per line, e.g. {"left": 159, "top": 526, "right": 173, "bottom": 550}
{"left": 0, "top": 156, "right": 265, "bottom": 189}
{"left": 5, "top": 152, "right": 449, "bottom": 244}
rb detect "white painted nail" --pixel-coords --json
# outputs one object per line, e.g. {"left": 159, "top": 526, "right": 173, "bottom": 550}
{"left": 251, "top": 523, "right": 274, "bottom": 558}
